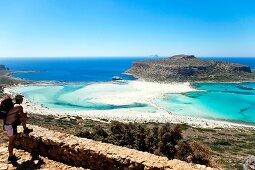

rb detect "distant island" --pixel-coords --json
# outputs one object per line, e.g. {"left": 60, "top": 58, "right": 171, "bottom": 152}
{"left": 126, "top": 54, "right": 255, "bottom": 82}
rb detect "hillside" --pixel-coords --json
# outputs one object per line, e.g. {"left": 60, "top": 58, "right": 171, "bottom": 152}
{"left": 126, "top": 55, "right": 255, "bottom": 82}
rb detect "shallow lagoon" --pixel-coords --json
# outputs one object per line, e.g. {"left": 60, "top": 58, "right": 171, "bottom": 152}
{"left": 15, "top": 82, "right": 157, "bottom": 112}
{"left": 15, "top": 82, "right": 255, "bottom": 124}
{"left": 159, "top": 82, "right": 255, "bottom": 124}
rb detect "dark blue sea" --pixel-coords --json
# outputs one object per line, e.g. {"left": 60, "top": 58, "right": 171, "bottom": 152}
{"left": 1, "top": 57, "right": 255, "bottom": 82}
{"left": 0, "top": 57, "right": 154, "bottom": 82}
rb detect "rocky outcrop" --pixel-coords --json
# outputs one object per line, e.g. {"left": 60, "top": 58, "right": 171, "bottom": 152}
{"left": 243, "top": 156, "right": 255, "bottom": 170}
{"left": 126, "top": 55, "right": 255, "bottom": 82}
{"left": 0, "top": 65, "right": 8, "bottom": 71}
{"left": 14, "top": 125, "right": 217, "bottom": 170}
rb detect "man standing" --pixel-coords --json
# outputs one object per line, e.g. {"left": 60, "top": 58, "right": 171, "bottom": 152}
{"left": 4, "top": 94, "right": 33, "bottom": 162}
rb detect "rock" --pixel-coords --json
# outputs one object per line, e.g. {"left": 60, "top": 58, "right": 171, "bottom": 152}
{"left": 243, "top": 155, "right": 255, "bottom": 170}
{"left": 249, "top": 165, "right": 255, "bottom": 169}
{"left": 0, "top": 163, "right": 7, "bottom": 170}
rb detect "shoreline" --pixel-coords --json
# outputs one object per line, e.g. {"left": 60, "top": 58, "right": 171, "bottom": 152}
{"left": 4, "top": 80, "right": 255, "bottom": 129}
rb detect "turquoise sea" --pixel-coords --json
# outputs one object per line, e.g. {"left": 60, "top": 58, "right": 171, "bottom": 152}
{"left": 158, "top": 82, "right": 255, "bottom": 124}
{"left": 1, "top": 57, "right": 255, "bottom": 124}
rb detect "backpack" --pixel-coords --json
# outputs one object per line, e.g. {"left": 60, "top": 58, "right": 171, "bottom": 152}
{"left": 0, "top": 96, "right": 14, "bottom": 119}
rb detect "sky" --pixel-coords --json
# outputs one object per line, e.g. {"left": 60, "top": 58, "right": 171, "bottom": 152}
{"left": 0, "top": 0, "right": 255, "bottom": 57}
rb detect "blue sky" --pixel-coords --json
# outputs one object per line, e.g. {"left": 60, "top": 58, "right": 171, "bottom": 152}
{"left": 0, "top": 0, "right": 255, "bottom": 57}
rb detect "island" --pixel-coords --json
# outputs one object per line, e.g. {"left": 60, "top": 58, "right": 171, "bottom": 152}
{"left": 126, "top": 55, "right": 255, "bottom": 82}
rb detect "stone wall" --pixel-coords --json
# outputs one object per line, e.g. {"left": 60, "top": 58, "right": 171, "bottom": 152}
{"left": 15, "top": 125, "right": 217, "bottom": 170}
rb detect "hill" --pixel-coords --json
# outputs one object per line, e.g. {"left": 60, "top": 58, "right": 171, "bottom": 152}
{"left": 126, "top": 55, "right": 255, "bottom": 82}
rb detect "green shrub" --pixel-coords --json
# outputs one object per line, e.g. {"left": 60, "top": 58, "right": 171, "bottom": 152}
{"left": 134, "top": 124, "right": 147, "bottom": 151}
{"left": 76, "top": 130, "right": 93, "bottom": 139}
{"left": 190, "top": 140, "right": 212, "bottom": 166}
{"left": 145, "top": 126, "right": 159, "bottom": 153}
{"left": 107, "top": 121, "right": 139, "bottom": 148}
{"left": 94, "top": 125, "right": 109, "bottom": 141}
{"left": 170, "top": 124, "right": 182, "bottom": 145}
{"left": 75, "top": 121, "right": 213, "bottom": 167}
{"left": 95, "top": 125, "right": 108, "bottom": 138}
{"left": 212, "top": 140, "right": 231, "bottom": 146}
{"left": 175, "top": 140, "right": 192, "bottom": 162}
{"left": 156, "top": 124, "right": 183, "bottom": 159}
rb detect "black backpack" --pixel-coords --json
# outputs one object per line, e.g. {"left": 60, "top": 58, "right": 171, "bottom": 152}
{"left": 0, "top": 96, "right": 14, "bottom": 119}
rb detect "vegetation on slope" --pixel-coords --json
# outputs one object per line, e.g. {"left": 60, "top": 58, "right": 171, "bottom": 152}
{"left": 126, "top": 55, "right": 255, "bottom": 82}
{"left": 76, "top": 121, "right": 215, "bottom": 167}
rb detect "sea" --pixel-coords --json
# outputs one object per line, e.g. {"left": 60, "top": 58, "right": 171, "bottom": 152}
{"left": 1, "top": 57, "right": 255, "bottom": 124}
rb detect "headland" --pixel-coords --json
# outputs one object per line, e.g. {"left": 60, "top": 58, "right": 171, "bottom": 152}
{"left": 126, "top": 55, "right": 255, "bottom": 82}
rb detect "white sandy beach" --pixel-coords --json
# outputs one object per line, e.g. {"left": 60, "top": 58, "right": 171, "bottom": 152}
{"left": 61, "top": 80, "right": 197, "bottom": 105}
{"left": 4, "top": 80, "right": 255, "bottom": 129}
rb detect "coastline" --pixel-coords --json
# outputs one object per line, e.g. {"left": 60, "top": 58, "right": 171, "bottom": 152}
{"left": 4, "top": 80, "right": 255, "bottom": 129}
{"left": 124, "top": 73, "right": 255, "bottom": 84}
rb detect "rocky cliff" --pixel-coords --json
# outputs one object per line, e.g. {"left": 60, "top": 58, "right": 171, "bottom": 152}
{"left": 126, "top": 55, "right": 255, "bottom": 82}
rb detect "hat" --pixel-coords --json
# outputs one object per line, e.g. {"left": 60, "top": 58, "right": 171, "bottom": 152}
{"left": 15, "top": 94, "right": 24, "bottom": 100}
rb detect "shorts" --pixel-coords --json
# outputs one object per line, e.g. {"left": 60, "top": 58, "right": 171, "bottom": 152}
{"left": 4, "top": 124, "right": 18, "bottom": 137}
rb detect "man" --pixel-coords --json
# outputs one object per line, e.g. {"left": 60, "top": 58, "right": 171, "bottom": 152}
{"left": 4, "top": 94, "right": 33, "bottom": 162}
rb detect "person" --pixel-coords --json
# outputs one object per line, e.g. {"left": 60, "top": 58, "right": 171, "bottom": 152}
{"left": 4, "top": 94, "right": 33, "bottom": 162}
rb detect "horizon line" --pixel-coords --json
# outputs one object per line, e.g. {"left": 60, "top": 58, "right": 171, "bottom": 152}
{"left": 1, "top": 55, "right": 255, "bottom": 58}
{"left": 1, "top": 56, "right": 154, "bottom": 59}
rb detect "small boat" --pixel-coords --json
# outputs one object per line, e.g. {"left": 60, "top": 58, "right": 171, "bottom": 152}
{"left": 112, "top": 76, "right": 123, "bottom": 80}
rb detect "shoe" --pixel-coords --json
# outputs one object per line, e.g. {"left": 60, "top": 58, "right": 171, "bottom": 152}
{"left": 8, "top": 155, "right": 20, "bottom": 162}
{"left": 23, "top": 128, "right": 33, "bottom": 134}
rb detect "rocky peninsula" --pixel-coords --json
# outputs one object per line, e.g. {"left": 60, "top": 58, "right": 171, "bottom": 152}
{"left": 126, "top": 55, "right": 255, "bottom": 82}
